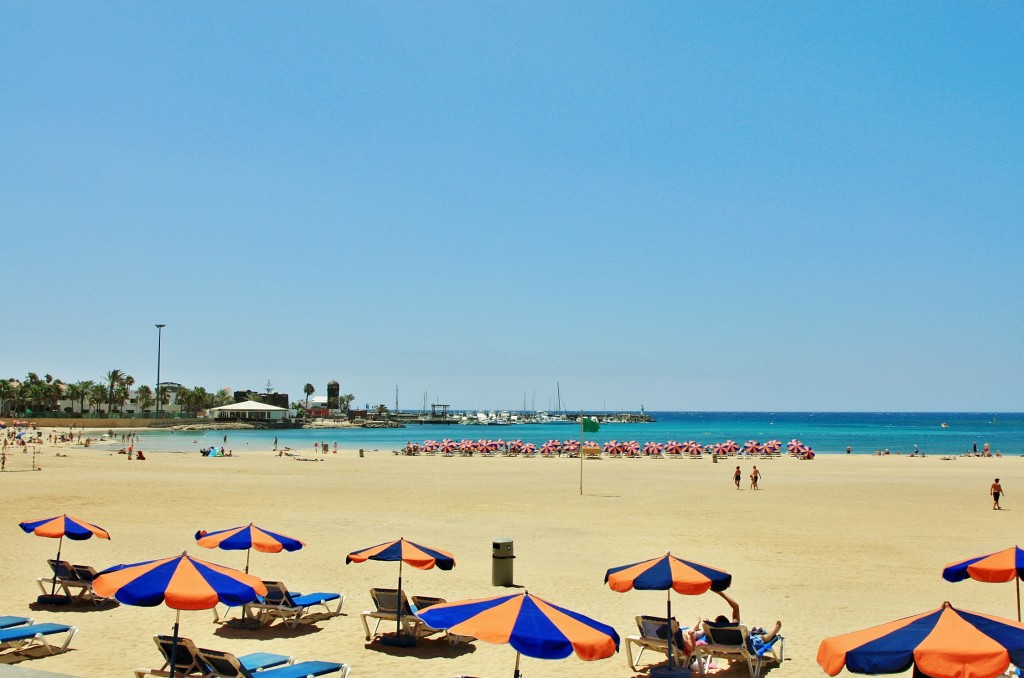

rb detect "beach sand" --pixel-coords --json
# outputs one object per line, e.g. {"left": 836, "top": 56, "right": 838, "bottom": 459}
{"left": 0, "top": 431, "right": 1018, "bottom": 677}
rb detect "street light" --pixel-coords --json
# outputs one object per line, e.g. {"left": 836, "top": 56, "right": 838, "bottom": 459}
{"left": 155, "top": 324, "right": 166, "bottom": 419}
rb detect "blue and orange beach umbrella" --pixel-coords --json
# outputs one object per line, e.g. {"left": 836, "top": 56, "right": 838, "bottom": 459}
{"left": 94, "top": 551, "right": 266, "bottom": 677}
{"left": 346, "top": 538, "right": 455, "bottom": 643}
{"left": 817, "top": 601, "right": 1024, "bottom": 678}
{"left": 944, "top": 546, "right": 1024, "bottom": 621}
{"left": 19, "top": 514, "right": 111, "bottom": 599}
{"left": 418, "top": 591, "right": 619, "bottom": 677}
{"left": 195, "top": 523, "right": 305, "bottom": 574}
{"left": 606, "top": 551, "right": 732, "bottom": 671}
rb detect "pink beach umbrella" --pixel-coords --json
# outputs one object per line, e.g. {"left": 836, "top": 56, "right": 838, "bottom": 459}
{"left": 521, "top": 443, "right": 537, "bottom": 456}
{"left": 484, "top": 440, "right": 502, "bottom": 454}
{"left": 422, "top": 440, "right": 439, "bottom": 452}
{"left": 664, "top": 440, "right": 683, "bottom": 456}
{"left": 440, "top": 439, "right": 457, "bottom": 454}
{"left": 563, "top": 440, "right": 580, "bottom": 453}
{"left": 508, "top": 440, "right": 523, "bottom": 454}
{"left": 540, "top": 440, "right": 560, "bottom": 456}
{"left": 624, "top": 441, "right": 640, "bottom": 457}
{"left": 642, "top": 441, "right": 663, "bottom": 456}
{"left": 682, "top": 440, "right": 702, "bottom": 455}
{"left": 764, "top": 439, "right": 782, "bottom": 454}
{"left": 743, "top": 440, "right": 762, "bottom": 455}
{"left": 603, "top": 441, "right": 619, "bottom": 455}
{"left": 787, "top": 439, "right": 803, "bottom": 454}
{"left": 721, "top": 440, "right": 739, "bottom": 455}
{"left": 459, "top": 439, "right": 475, "bottom": 453}
{"left": 708, "top": 443, "right": 723, "bottom": 456}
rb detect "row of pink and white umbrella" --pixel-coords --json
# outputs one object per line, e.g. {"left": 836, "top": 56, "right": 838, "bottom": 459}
{"left": 412, "top": 437, "right": 814, "bottom": 456}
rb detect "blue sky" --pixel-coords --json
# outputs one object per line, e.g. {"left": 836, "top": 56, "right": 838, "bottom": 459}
{"left": 2, "top": 2, "right": 1021, "bottom": 411}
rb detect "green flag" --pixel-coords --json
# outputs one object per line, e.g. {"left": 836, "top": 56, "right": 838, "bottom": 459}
{"left": 582, "top": 417, "right": 600, "bottom": 433}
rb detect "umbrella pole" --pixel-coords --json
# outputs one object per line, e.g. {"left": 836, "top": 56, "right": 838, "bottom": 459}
{"left": 50, "top": 535, "right": 64, "bottom": 597}
{"left": 666, "top": 588, "right": 674, "bottom": 669}
{"left": 1017, "top": 575, "right": 1021, "bottom": 622}
{"left": 169, "top": 610, "right": 181, "bottom": 678}
{"left": 245, "top": 547, "right": 251, "bottom": 575}
{"left": 514, "top": 650, "right": 522, "bottom": 678}
{"left": 396, "top": 559, "right": 404, "bottom": 636}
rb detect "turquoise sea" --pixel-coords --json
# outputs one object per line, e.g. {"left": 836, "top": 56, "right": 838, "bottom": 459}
{"left": 135, "top": 412, "right": 1024, "bottom": 456}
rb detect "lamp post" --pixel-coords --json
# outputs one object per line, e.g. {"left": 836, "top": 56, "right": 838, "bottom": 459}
{"left": 155, "top": 324, "right": 166, "bottom": 419}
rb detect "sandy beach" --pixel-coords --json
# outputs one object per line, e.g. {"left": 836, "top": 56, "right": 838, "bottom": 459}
{"left": 0, "top": 430, "right": 1019, "bottom": 678}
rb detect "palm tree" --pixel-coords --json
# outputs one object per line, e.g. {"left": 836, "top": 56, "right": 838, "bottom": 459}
{"left": 0, "top": 379, "right": 16, "bottom": 416}
{"left": 104, "top": 369, "right": 124, "bottom": 416}
{"left": 303, "top": 383, "right": 315, "bottom": 408}
{"left": 89, "top": 383, "right": 108, "bottom": 416}
{"left": 340, "top": 394, "right": 355, "bottom": 412}
{"left": 136, "top": 385, "right": 155, "bottom": 413}
{"left": 73, "top": 380, "right": 95, "bottom": 415}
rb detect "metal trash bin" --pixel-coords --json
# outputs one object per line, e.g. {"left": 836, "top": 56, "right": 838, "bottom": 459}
{"left": 492, "top": 538, "right": 514, "bottom": 586}
{"left": 712, "top": 453, "right": 718, "bottom": 463}
{"left": 359, "top": 449, "right": 364, "bottom": 458}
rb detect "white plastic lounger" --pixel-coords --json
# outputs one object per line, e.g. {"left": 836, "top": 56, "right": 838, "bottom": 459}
{"left": 0, "top": 622, "right": 77, "bottom": 655}
{"left": 0, "top": 616, "right": 33, "bottom": 630}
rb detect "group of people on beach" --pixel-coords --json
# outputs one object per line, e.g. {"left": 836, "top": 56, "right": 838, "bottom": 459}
{"left": 733, "top": 465, "right": 761, "bottom": 490}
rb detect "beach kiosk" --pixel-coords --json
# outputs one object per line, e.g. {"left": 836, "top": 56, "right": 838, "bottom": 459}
{"left": 207, "top": 401, "right": 290, "bottom": 422}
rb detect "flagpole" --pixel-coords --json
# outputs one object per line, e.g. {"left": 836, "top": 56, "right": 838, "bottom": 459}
{"left": 579, "top": 410, "right": 584, "bottom": 495}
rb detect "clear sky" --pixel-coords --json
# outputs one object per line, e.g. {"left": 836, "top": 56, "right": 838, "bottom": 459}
{"left": 2, "top": 2, "right": 1021, "bottom": 412}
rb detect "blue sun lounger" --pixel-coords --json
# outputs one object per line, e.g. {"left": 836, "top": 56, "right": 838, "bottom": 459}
{"left": 0, "top": 622, "right": 77, "bottom": 655}
{"left": 244, "top": 581, "right": 345, "bottom": 629}
{"left": 195, "top": 649, "right": 349, "bottom": 678}
{"left": 0, "top": 616, "right": 33, "bottom": 630}
{"left": 134, "top": 635, "right": 294, "bottom": 678}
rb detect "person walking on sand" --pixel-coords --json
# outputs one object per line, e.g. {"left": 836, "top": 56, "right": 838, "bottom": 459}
{"left": 750, "top": 466, "right": 761, "bottom": 490}
{"left": 733, "top": 465, "right": 742, "bottom": 490}
{"left": 991, "top": 478, "right": 1004, "bottom": 510}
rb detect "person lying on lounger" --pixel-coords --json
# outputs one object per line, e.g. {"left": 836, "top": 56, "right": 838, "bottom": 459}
{"left": 681, "top": 590, "right": 782, "bottom": 654}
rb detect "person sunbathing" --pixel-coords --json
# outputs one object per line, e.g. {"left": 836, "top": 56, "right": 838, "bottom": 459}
{"left": 683, "top": 591, "right": 782, "bottom": 654}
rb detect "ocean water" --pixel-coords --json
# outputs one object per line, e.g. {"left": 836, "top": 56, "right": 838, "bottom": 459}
{"left": 133, "top": 412, "right": 1024, "bottom": 456}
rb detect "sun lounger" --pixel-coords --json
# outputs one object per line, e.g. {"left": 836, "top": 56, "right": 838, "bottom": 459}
{"left": 37, "top": 559, "right": 111, "bottom": 605}
{"left": 0, "top": 622, "right": 77, "bottom": 656}
{"left": 625, "top": 614, "right": 688, "bottom": 671}
{"left": 0, "top": 616, "right": 33, "bottom": 630}
{"left": 197, "top": 652, "right": 348, "bottom": 678}
{"left": 361, "top": 588, "right": 448, "bottom": 642}
{"left": 244, "top": 581, "right": 344, "bottom": 629}
{"left": 695, "top": 622, "right": 783, "bottom": 678}
{"left": 134, "top": 635, "right": 294, "bottom": 678}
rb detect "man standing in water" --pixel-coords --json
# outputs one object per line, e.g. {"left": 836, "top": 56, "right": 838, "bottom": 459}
{"left": 991, "top": 478, "right": 1004, "bottom": 510}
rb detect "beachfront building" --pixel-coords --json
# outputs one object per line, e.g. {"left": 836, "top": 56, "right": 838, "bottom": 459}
{"left": 207, "top": 400, "right": 290, "bottom": 422}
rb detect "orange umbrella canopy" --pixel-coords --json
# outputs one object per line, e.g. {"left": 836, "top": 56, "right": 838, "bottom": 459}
{"left": 943, "top": 546, "right": 1024, "bottom": 620}
{"left": 94, "top": 552, "right": 267, "bottom": 610}
{"left": 818, "top": 602, "right": 1024, "bottom": 678}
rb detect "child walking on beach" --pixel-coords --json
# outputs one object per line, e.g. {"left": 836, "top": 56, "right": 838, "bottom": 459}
{"left": 750, "top": 466, "right": 761, "bottom": 490}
